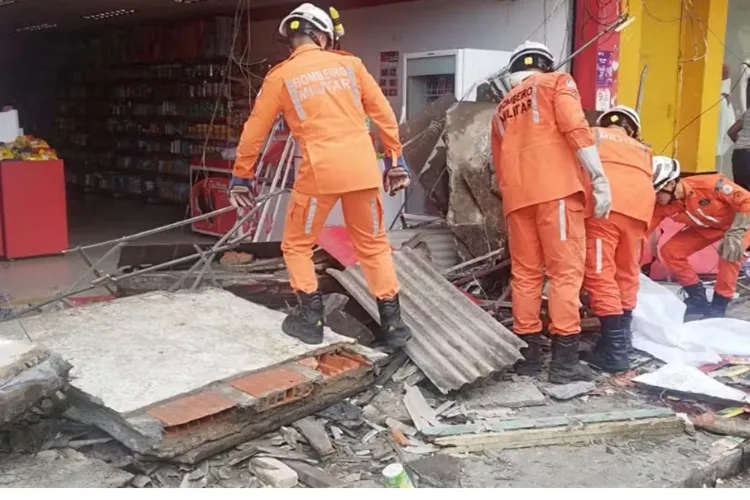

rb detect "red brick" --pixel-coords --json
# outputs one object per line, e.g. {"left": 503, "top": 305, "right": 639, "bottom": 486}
{"left": 147, "top": 391, "right": 236, "bottom": 427}
{"left": 230, "top": 367, "right": 311, "bottom": 398}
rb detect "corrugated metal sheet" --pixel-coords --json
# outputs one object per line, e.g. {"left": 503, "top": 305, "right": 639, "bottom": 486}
{"left": 328, "top": 247, "right": 524, "bottom": 394}
{"left": 387, "top": 226, "right": 459, "bottom": 271}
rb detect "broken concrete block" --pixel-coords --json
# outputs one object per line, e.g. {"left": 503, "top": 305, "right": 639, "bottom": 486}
{"left": 0, "top": 448, "right": 133, "bottom": 487}
{"left": 406, "top": 454, "right": 463, "bottom": 488}
{"left": 541, "top": 381, "right": 596, "bottom": 401}
{"left": 460, "top": 378, "right": 546, "bottom": 409}
{"left": 283, "top": 460, "right": 344, "bottom": 488}
{"left": 444, "top": 102, "right": 506, "bottom": 259}
{"left": 294, "top": 416, "right": 334, "bottom": 456}
{"left": 250, "top": 457, "right": 299, "bottom": 488}
{"left": 0, "top": 340, "right": 71, "bottom": 425}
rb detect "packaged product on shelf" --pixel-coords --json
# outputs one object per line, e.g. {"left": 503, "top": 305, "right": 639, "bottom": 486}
{"left": 0, "top": 135, "right": 59, "bottom": 161}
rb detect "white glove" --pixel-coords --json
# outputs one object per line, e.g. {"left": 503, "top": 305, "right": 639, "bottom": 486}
{"left": 719, "top": 213, "right": 750, "bottom": 262}
{"left": 590, "top": 175, "right": 612, "bottom": 219}
{"left": 576, "top": 145, "right": 611, "bottom": 219}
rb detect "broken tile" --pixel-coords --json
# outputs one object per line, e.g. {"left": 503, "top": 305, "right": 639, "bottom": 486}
{"left": 294, "top": 417, "right": 334, "bottom": 456}
{"left": 540, "top": 381, "right": 596, "bottom": 401}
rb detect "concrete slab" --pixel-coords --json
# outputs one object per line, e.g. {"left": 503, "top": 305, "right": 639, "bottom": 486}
{"left": 0, "top": 289, "right": 355, "bottom": 414}
{"left": 0, "top": 448, "right": 134, "bottom": 488}
{"left": 0, "top": 339, "right": 71, "bottom": 424}
{"left": 460, "top": 378, "right": 546, "bottom": 409}
{"left": 0, "top": 290, "right": 385, "bottom": 461}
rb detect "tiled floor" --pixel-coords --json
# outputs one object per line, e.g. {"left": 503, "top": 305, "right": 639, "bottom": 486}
{"left": 0, "top": 196, "right": 213, "bottom": 305}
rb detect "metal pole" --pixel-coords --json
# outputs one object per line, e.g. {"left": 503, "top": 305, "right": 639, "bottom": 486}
{"left": 263, "top": 138, "right": 296, "bottom": 242}
{"left": 63, "top": 206, "right": 236, "bottom": 254}
{"left": 253, "top": 135, "right": 294, "bottom": 242}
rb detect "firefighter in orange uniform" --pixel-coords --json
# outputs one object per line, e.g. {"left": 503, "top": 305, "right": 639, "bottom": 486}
{"left": 583, "top": 106, "right": 654, "bottom": 373}
{"left": 650, "top": 156, "right": 750, "bottom": 320}
{"left": 229, "top": 3, "right": 412, "bottom": 350}
{"left": 491, "top": 41, "right": 612, "bottom": 384}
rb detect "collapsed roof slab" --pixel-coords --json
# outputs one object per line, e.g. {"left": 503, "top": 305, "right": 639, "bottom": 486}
{"left": 0, "top": 289, "right": 385, "bottom": 463}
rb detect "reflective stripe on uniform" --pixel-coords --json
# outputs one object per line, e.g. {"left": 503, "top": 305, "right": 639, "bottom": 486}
{"left": 284, "top": 80, "right": 308, "bottom": 120}
{"left": 345, "top": 66, "right": 363, "bottom": 110}
{"left": 697, "top": 208, "right": 719, "bottom": 223}
{"left": 531, "top": 83, "right": 540, "bottom": 124}
{"left": 304, "top": 197, "right": 318, "bottom": 234}
{"left": 595, "top": 238, "right": 603, "bottom": 273}
{"left": 370, "top": 197, "right": 379, "bottom": 235}
{"left": 558, "top": 199, "right": 567, "bottom": 241}
{"left": 685, "top": 210, "right": 707, "bottom": 227}
{"left": 493, "top": 113, "right": 505, "bottom": 137}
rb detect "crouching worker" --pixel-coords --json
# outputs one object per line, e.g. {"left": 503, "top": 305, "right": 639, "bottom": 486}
{"left": 583, "top": 106, "right": 654, "bottom": 373}
{"left": 228, "top": 3, "right": 412, "bottom": 350}
{"left": 491, "top": 41, "right": 612, "bottom": 384}
{"left": 650, "top": 156, "right": 750, "bottom": 320}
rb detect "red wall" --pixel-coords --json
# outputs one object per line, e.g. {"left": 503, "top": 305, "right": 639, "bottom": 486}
{"left": 572, "top": 0, "right": 621, "bottom": 113}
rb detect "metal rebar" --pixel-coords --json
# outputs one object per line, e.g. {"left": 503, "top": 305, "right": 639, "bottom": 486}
{"left": 75, "top": 247, "right": 119, "bottom": 296}
{"left": 0, "top": 284, "right": 100, "bottom": 323}
{"left": 253, "top": 135, "right": 294, "bottom": 242}
{"left": 189, "top": 190, "right": 286, "bottom": 290}
{"left": 263, "top": 139, "right": 296, "bottom": 242}
{"left": 63, "top": 206, "right": 237, "bottom": 254}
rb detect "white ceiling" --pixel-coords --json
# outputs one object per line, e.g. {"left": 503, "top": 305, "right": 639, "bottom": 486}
{"left": 0, "top": 0, "right": 290, "bottom": 34}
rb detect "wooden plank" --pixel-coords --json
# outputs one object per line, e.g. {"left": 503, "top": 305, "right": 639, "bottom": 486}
{"left": 435, "top": 416, "right": 685, "bottom": 452}
{"left": 403, "top": 385, "right": 440, "bottom": 432}
{"left": 421, "top": 408, "right": 675, "bottom": 437}
{"left": 692, "top": 413, "right": 750, "bottom": 439}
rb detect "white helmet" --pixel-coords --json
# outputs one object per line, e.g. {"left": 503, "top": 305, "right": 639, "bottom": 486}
{"left": 652, "top": 156, "right": 680, "bottom": 191}
{"left": 278, "top": 3, "right": 335, "bottom": 41}
{"left": 597, "top": 105, "right": 642, "bottom": 137}
{"left": 509, "top": 41, "right": 556, "bottom": 73}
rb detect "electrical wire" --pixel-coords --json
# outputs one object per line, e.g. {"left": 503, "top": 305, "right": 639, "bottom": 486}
{"left": 660, "top": 62, "right": 750, "bottom": 156}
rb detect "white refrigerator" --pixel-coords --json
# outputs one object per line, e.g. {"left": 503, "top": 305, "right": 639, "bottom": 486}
{"left": 397, "top": 48, "right": 513, "bottom": 216}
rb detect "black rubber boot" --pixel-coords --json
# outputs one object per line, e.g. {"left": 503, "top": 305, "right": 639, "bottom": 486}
{"left": 377, "top": 295, "right": 412, "bottom": 352}
{"left": 623, "top": 309, "right": 634, "bottom": 356}
{"left": 683, "top": 282, "right": 710, "bottom": 321}
{"left": 707, "top": 293, "right": 731, "bottom": 318}
{"left": 548, "top": 335, "right": 595, "bottom": 384}
{"left": 514, "top": 333, "right": 543, "bottom": 376}
{"left": 588, "top": 315, "right": 630, "bottom": 373}
{"left": 281, "top": 291, "right": 324, "bottom": 344}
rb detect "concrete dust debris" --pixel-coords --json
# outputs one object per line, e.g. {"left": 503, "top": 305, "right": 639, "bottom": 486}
{"left": 250, "top": 457, "right": 299, "bottom": 488}
{"left": 0, "top": 448, "right": 134, "bottom": 488}
{"left": 280, "top": 426, "right": 303, "bottom": 449}
{"left": 540, "top": 381, "right": 596, "bottom": 401}
{"left": 282, "top": 460, "right": 344, "bottom": 488}
{"left": 131, "top": 475, "right": 152, "bottom": 488}
{"left": 460, "top": 378, "right": 546, "bottom": 409}
{"left": 406, "top": 454, "right": 462, "bottom": 488}
{"left": 0, "top": 340, "right": 72, "bottom": 425}
{"left": 294, "top": 417, "right": 334, "bottom": 457}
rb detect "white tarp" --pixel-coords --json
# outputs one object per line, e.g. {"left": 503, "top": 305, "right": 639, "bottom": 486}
{"left": 633, "top": 274, "right": 750, "bottom": 366}
{"left": 634, "top": 363, "right": 750, "bottom": 404}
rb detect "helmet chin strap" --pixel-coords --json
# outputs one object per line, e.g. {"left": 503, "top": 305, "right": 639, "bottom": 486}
{"left": 659, "top": 184, "right": 678, "bottom": 203}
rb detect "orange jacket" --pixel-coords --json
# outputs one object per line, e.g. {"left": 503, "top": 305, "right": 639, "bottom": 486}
{"left": 491, "top": 72, "right": 595, "bottom": 216}
{"left": 233, "top": 45, "right": 401, "bottom": 195}
{"left": 649, "top": 174, "right": 750, "bottom": 233}
{"left": 588, "top": 126, "right": 654, "bottom": 225}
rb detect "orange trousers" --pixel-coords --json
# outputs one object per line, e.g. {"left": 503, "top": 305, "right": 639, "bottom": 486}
{"left": 281, "top": 188, "right": 399, "bottom": 299}
{"left": 661, "top": 226, "right": 750, "bottom": 299}
{"left": 583, "top": 212, "right": 646, "bottom": 316}
{"left": 507, "top": 193, "right": 586, "bottom": 336}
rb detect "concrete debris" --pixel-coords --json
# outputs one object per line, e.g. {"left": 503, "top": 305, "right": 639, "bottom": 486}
{"left": 403, "top": 385, "right": 440, "bottom": 432}
{"left": 634, "top": 364, "right": 750, "bottom": 405}
{"left": 444, "top": 102, "right": 505, "bottom": 260}
{"left": 328, "top": 247, "right": 525, "bottom": 394}
{"left": 0, "top": 448, "right": 134, "bottom": 488}
{"left": 406, "top": 454, "right": 462, "bottom": 488}
{"left": 539, "top": 381, "right": 597, "bottom": 401}
{"left": 250, "top": 457, "right": 299, "bottom": 488}
{"left": 282, "top": 460, "right": 344, "bottom": 488}
{"left": 399, "top": 93, "right": 456, "bottom": 214}
{"left": 0, "top": 340, "right": 72, "bottom": 425}
{"left": 386, "top": 418, "right": 417, "bottom": 437}
{"left": 131, "top": 475, "right": 153, "bottom": 488}
{"left": 460, "top": 378, "right": 546, "bottom": 409}
{"left": 294, "top": 417, "right": 334, "bottom": 457}
{"left": 0, "top": 289, "right": 382, "bottom": 461}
